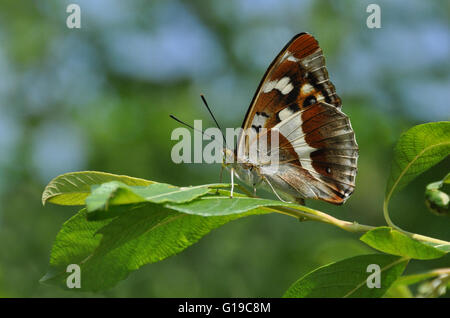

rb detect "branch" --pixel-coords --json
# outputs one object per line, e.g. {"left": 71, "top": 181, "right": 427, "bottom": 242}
{"left": 266, "top": 204, "right": 450, "bottom": 245}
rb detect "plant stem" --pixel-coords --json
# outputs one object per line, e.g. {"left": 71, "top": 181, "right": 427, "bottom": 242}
{"left": 383, "top": 200, "right": 401, "bottom": 231}
{"left": 383, "top": 200, "right": 449, "bottom": 245}
{"left": 217, "top": 185, "right": 450, "bottom": 246}
{"left": 270, "top": 204, "right": 450, "bottom": 245}
{"left": 274, "top": 206, "right": 375, "bottom": 233}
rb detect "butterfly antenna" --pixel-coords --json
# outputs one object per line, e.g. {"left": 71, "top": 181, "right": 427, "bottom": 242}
{"left": 169, "top": 115, "right": 214, "bottom": 139}
{"left": 200, "top": 94, "right": 228, "bottom": 147}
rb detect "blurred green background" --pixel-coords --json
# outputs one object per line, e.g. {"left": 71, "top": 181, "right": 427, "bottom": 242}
{"left": 0, "top": 0, "right": 448, "bottom": 297}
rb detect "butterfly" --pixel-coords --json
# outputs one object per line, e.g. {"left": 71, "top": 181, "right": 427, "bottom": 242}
{"left": 222, "top": 32, "right": 358, "bottom": 205}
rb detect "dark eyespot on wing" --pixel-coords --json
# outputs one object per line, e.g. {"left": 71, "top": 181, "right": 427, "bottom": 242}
{"left": 303, "top": 95, "right": 317, "bottom": 108}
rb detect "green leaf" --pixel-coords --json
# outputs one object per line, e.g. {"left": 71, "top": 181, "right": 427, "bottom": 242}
{"left": 84, "top": 180, "right": 300, "bottom": 217}
{"left": 423, "top": 242, "right": 450, "bottom": 253}
{"left": 165, "top": 195, "right": 299, "bottom": 216}
{"left": 360, "top": 227, "right": 446, "bottom": 259}
{"left": 40, "top": 208, "right": 111, "bottom": 286}
{"left": 385, "top": 122, "right": 450, "bottom": 203}
{"left": 41, "top": 204, "right": 271, "bottom": 291}
{"left": 283, "top": 254, "right": 408, "bottom": 298}
{"left": 135, "top": 183, "right": 212, "bottom": 203}
{"left": 85, "top": 182, "right": 145, "bottom": 212}
{"left": 393, "top": 268, "right": 450, "bottom": 286}
{"left": 42, "top": 171, "right": 153, "bottom": 206}
{"left": 383, "top": 284, "right": 413, "bottom": 298}
{"left": 85, "top": 181, "right": 214, "bottom": 212}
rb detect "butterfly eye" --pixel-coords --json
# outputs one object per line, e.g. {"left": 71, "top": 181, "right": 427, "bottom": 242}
{"left": 302, "top": 95, "right": 317, "bottom": 108}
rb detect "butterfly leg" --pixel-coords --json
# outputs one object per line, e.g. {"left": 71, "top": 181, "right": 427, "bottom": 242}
{"left": 230, "top": 167, "right": 235, "bottom": 198}
{"left": 252, "top": 178, "right": 263, "bottom": 198}
{"left": 216, "top": 164, "right": 225, "bottom": 195}
{"left": 219, "top": 164, "right": 224, "bottom": 183}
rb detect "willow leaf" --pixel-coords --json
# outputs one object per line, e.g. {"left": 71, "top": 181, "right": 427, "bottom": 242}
{"left": 40, "top": 204, "right": 270, "bottom": 291}
{"left": 385, "top": 122, "right": 450, "bottom": 203}
{"left": 85, "top": 181, "right": 214, "bottom": 212}
{"left": 283, "top": 254, "right": 408, "bottom": 298}
{"left": 42, "top": 171, "right": 153, "bottom": 206}
{"left": 165, "top": 195, "right": 299, "bottom": 216}
{"left": 360, "top": 227, "right": 446, "bottom": 260}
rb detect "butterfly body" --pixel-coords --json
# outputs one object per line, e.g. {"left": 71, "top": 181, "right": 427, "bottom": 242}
{"left": 224, "top": 33, "right": 358, "bottom": 205}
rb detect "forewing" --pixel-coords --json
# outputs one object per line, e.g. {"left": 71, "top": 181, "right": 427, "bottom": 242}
{"left": 237, "top": 32, "right": 341, "bottom": 154}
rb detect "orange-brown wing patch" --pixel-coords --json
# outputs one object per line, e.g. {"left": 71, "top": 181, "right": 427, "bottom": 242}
{"left": 241, "top": 33, "right": 341, "bottom": 134}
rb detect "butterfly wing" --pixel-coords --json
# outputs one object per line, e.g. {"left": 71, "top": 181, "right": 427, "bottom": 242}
{"left": 261, "top": 102, "right": 358, "bottom": 204}
{"left": 238, "top": 33, "right": 341, "bottom": 148}
{"left": 236, "top": 33, "right": 358, "bottom": 204}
